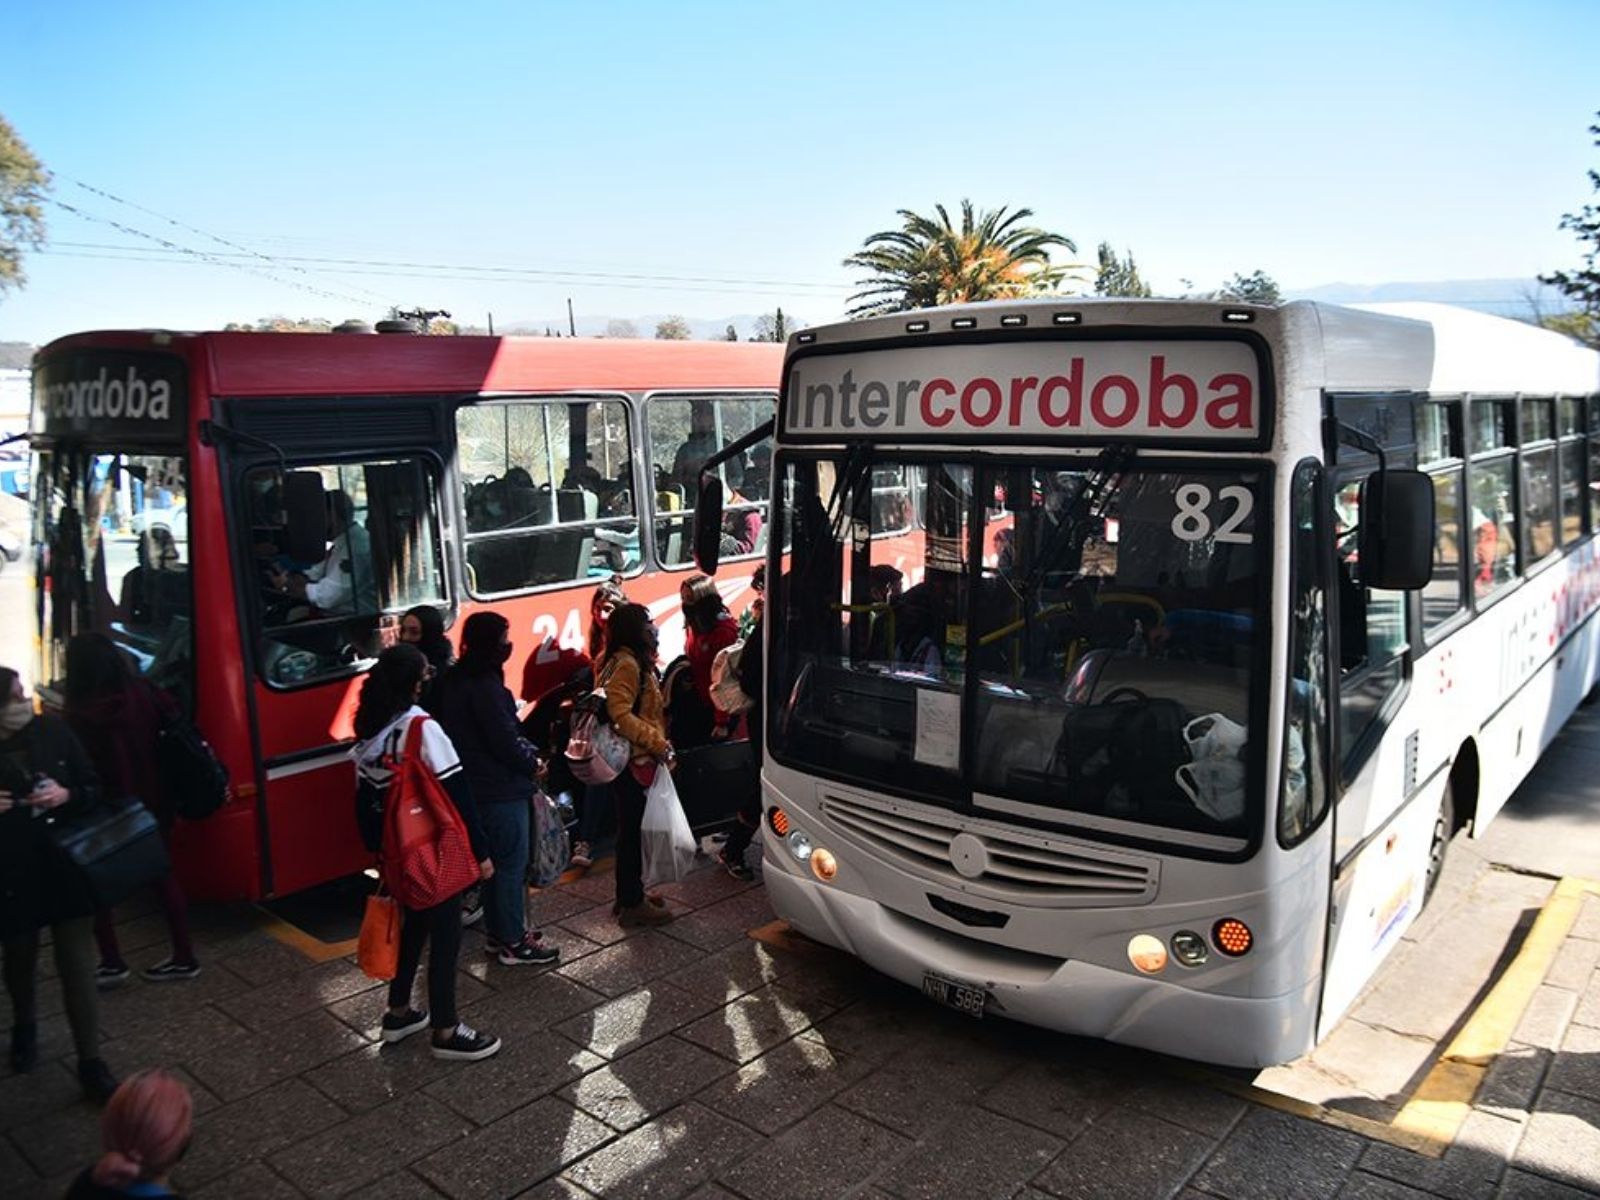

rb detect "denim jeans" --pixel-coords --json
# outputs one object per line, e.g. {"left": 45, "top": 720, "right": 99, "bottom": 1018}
{"left": 477, "top": 799, "right": 529, "bottom": 947}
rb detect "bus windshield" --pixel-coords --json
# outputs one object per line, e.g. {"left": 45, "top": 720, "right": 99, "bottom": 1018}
{"left": 770, "top": 451, "right": 1265, "bottom": 846}
{"left": 35, "top": 448, "right": 194, "bottom": 708}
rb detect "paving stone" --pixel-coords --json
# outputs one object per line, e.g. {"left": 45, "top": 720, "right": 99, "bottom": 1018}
{"left": 560, "top": 870, "right": 623, "bottom": 906}
{"left": 518, "top": 1178, "right": 599, "bottom": 1199}
{"left": 304, "top": 1037, "right": 471, "bottom": 1114}
{"left": 270, "top": 1091, "right": 474, "bottom": 1196}
{"left": 1030, "top": 1107, "right": 1210, "bottom": 1200}
{"left": 655, "top": 889, "right": 777, "bottom": 954}
{"left": 555, "top": 981, "right": 721, "bottom": 1061}
{"left": 1514, "top": 1088, "right": 1600, "bottom": 1193}
{"left": 718, "top": 1104, "right": 910, "bottom": 1200}
{"left": 176, "top": 1077, "right": 346, "bottom": 1188}
{"left": 561, "top": 1035, "right": 734, "bottom": 1132}
{"left": 795, "top": 996, "right": 935, "bottom": 1065}
{"left": 1571, "top": 973, "right": 1600, "bottom": 1030}
{"left": 417, "top": 1095, "right": 613, "bottom": 1200}
{"left": 1513, "top": 986, "right": 1581, "bottom": 1053}
{"left": 978, "top": 1055, "right": 1134, "bottom": 1141}
{"left": 836, "top": 1030, "right": 1020, "bottom": 1139}
{"left": 1357, "top": 1109, "right": 1519, "bottom": 1200}
{"left": 563, "top": 1101, "right": 754, "bottom": 1199}
{"left": 1544, "top": 1022, "right": 1600, "bottom": 1105}
{"left": 1291, "top": 1018, "right": 1440, "bottom": 1106}
{"left": 652, "top": 863, "right": 756, "bottom": 912}
{"left": 700, "top": 1034, "right": 874, "bottom": 1136}
{"left": 559, "top": 902, "right": 655, "bottom": 948}
{"left": 677, "top": 983, "right": 835, "bottom": 1065}
{"left": 188, "top": 1161, "right": 308, "bottom": 1199}
{"left": 423, "top": 1029, "right": 603, "bottom": 1126}
{"left": 1190, "top": 1108, "right": 1367, "bottom": 1200}
{"left": 877, "top": 1107, "right": 1062, "bottom": 1200}
{"left": 218, "top": 938, "right": 319, "bottom": 987}
{"left": 1117, "top": 1074, "right": 1247, "bottom": 1138}
{"left": 12, "top": 1101, "right": 104, "bottom": 1179}
{"left": 1498, "top": 1167, "right": 1600, "bottom": 1198}
{"left": 186, "top": 1010, "right": 369, "bottom": 1101}
{"left": 1544, "top": 936, "right": 1600, "bottom": 992}
{"left": 556, "top": 931, "right": 710, "bottom": 998}
{"left": 100, "top": 1003, "right": 254, "bottom": 1075}
{"left": 343, "top": 1169, "right": 450, "bottom": 1199}
{"left": 456, "top": 969, "right": 609, "bottom": 1041}
{"left": 527, "top": 885, "right": 609, "bottom": 928}
{"left": 0, "top": 1060, "right": 82, "bottom": 1132}
{"left": 325, "top": 970, "right": 493, "bottom": 1040}
{"left": 1569, "top": 897, "right": 1600, "bottom": 943}
{"left": 94, "top": 959, "right": 253, "bottom": 1036}
{"left": 213, "top": 956, "right": 384, "bottom": 1031}
{"left": 0, "top": 1132, "right": 39, "bottom": 1192}
{"left": 1478, "top": 1043, "right": 1555, "bottom": 1117}
{"left": 1337, "top": 1173, "right": 1443, "bottom": 1199}
{"left": 660, "top": 939, "right": 809, "bottom": 1007}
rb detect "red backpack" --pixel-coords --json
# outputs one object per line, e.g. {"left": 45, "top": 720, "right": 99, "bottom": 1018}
{"left": 381, "top": 717, "right": 480, "bottom": 910}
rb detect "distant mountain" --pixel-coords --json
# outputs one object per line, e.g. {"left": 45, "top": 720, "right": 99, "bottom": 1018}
{"left": 1284, "top": 278, "right": 1577, "bottom": 319}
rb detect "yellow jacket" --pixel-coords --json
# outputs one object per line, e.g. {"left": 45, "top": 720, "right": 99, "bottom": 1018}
{"left": 598, "top": 648, "right": 668, "bottom": 760}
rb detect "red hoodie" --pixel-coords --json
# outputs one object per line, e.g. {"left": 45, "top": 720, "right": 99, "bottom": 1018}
{"left": 66, "top": 682, "right": 172, "bottom": 824}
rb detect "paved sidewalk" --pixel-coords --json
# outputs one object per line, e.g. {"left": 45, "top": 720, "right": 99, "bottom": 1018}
{"left": 2, "top": 854, "right": 1598, "bottom": 1199}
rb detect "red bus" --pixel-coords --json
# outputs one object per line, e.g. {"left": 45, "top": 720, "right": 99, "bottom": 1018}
{"left": 29, "top": 329, "right": 782, "bottom": 899}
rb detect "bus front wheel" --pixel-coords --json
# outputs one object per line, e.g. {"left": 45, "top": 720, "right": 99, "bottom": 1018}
{"left": 1424, "top": 781, "right": 1456, "bottom": 907}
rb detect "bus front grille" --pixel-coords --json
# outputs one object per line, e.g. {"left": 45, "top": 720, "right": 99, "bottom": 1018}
{"left": 819, "top": 792, "right": 1158, "bottom": 907}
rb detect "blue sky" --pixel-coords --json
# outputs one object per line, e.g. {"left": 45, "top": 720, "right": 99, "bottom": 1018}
{"left": 2, "top": 0, "right": 1597, "bottom": 343}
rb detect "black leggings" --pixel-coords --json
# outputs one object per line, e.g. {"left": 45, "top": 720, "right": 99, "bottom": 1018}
{"left": 389, "top": 895, "right": 464, "bottom": 1031}
{"left": 613, "top": 769, "right": 648, "bottom": 909}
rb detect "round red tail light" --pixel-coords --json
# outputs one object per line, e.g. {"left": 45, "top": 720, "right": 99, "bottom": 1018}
{"left": 1212, "top": 918, "right": 1253, "bottom": 957}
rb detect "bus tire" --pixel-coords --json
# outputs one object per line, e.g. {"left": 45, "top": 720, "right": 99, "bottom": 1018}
{"left": 1423, "top": 781, "right": 1456, "bottom": 907}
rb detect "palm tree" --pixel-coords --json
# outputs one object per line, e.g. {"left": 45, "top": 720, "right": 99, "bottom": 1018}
{"left": 843, "top": 201, "right": 1077, "bottom": 317}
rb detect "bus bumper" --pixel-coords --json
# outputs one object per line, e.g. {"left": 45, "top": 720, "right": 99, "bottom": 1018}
{"left": 765, "top": 868, "right": 1318, "bottom": 1069}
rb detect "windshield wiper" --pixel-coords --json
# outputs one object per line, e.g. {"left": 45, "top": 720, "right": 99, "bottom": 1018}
{"left": 1017, "top": 442, "right": 1136, "bottom": 598}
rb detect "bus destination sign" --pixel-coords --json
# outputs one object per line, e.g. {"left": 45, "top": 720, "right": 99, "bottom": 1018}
{"left": 34, "top": 351, "right": 187, "bottom": 443}
{"left": 785, "top": 340, "right": 1260, "bottom": 441}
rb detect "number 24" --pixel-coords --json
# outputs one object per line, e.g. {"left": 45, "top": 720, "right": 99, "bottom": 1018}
{"left": 1171, "top": 484, "right": 1254, "bottom": 544}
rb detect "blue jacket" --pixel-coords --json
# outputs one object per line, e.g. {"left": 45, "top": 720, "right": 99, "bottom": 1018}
{"left": 431, "top": 666, "right": 539, "bottom": 806}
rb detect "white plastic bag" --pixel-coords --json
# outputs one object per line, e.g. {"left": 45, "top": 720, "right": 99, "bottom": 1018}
{"left": 1175, "top": 712, "right": 1249, "bottom": 822}
{"left": 640, "top": 767, "right": 698, "bottom": 886}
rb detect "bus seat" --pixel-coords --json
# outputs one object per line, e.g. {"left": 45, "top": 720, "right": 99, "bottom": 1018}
{"left": 282, "top": 472, "right": 327, "bottom": 565}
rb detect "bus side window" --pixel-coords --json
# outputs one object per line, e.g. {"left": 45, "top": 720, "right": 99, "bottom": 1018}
{"left": 1333, "top": 475, "right": 1406, "bottom": 769}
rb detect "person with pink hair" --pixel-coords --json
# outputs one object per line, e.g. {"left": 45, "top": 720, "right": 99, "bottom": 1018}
{"left": 66, "top": 1068, "right": 193, "bottom": 1197}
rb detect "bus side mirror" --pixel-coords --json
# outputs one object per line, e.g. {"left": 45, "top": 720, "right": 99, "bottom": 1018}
{"left": 1359, "top": 469, "right": 1434, "bottom": 590}
{"left": 693, "top": 472, "right": 724, "bottom": 575}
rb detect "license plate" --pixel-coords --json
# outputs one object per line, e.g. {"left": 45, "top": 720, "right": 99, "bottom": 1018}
{"left": 921, "top": 971, "right": 988, "bottom": 1019}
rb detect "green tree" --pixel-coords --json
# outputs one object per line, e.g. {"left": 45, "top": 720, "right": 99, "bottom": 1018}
{"left": 654, "top": 315, "right": 691, "bottom": 340}
{"left": 843, "top": 200, "right": 1076, "bottom": 317}
{"left": 1216, "top": 270, "right": 1281, "bottom": 305}
{"left": 0, "top": 115, "right": 51, "bottom": 299}
{"left": 1094, "top": 243, "right": 1151, "bottom": 298}
{"left": 1540, "top": 112, "right": 1600, "bottom": 347}
{"left": 751, "top": 308, "right": 788, "bottom": 342}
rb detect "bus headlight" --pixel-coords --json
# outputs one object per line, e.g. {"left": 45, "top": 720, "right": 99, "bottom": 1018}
{"left": 1127, "top": 934, "right": 1168, "bottom": 974}
{"left": 810, "top": 847, "right": 838, "bottom": 882}
{"left": 1170, "top": 930, "right": 1209, "bottom": 967}
{"left": 786, "top": 830, "right": 814, "bottom": 863}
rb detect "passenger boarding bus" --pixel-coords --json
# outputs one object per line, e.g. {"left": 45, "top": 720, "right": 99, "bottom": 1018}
{"left": 30, "top": 329, "right": 782, "bottom": 900}
{"left": 693, "top": 299, "right": 1600, "bottom": 1067}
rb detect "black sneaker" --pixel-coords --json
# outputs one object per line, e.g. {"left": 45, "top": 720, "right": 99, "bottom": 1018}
{"left": 9, "top": 1024, "right": 37, "bottom": 1074}
{"left": 496, "top": 933, "right": 559, "bottom": 966}
{"left": 140, "top": 960, "right": 201, "bottom": 983}
{"left": 719, "top": 849, "right": 756, "bottom": 883}
{"left": 95, "top": 963, "right": 131, "bottom": 989}
{"left": 78, "top": 1057, "right": 119, "bottom": 1104}
{"left": 380, "top": 1008, "right": 429, "bottom": 1044}
{"left": 460, "top": 888, "right": 484, "bottom": 928}
{"left": 430, "top": 1023, "right": 501, "bottom": 1062}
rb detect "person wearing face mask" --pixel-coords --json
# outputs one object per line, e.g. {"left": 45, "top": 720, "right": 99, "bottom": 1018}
{"left": 398, "top": 605, "right": 454, "bottom": 713}
{"left": 432, "top": 613, "right": 560, "bottom": 967}
{"left": 0, "top": 666, "right": 120, "bottom": 1103}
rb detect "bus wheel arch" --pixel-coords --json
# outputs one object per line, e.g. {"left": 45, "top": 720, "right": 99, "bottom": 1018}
{"left": 1448, "top": 739, "right": 1480, "bottom": 837}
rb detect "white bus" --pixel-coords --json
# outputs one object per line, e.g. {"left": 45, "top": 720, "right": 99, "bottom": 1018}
{"left": 695, "top": 298, "right": 1600, "bottom": 1068}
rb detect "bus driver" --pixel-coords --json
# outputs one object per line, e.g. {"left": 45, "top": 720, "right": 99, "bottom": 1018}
{"left": 268, "top": 490, "right": 375, "bottom": 616}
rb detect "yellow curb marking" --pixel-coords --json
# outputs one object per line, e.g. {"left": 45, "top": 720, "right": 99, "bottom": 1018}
{"left": 257, "top": 911, "right": 359, "bottom": 963}
{"left": 1389, "top": 875, "right": 1600, "bottom": 1146}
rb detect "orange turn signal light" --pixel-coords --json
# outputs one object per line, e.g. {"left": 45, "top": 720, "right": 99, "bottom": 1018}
{"left": 810, "top": 848, "right": 838, "bottom": 882}
{"left": 1212, "top": 918, "right": 1253, "bottom": 957}
{"left": 768, "top": 807, "right": 790, "bottom": 837}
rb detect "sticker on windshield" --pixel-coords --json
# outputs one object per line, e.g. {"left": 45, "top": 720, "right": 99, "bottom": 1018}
{"left": 1171, "top": 483, "right": 1255, "bottom": 545}
{"left": 914, "top": 688, "right": 961, "bottom": 771}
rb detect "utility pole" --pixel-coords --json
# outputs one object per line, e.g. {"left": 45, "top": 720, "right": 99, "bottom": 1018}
{"left": 487, "top": 312, "right": 495, "bottom": 336}
{"left": 567, "top": 298, "right": 577, "bottom": 338}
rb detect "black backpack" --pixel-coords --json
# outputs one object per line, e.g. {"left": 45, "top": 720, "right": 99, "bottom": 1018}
{"left": 157, "top": 708, "right": 230, "bottom": 821}
{"left": 1053, "top": 689, "right": 1191, "bottom": 821}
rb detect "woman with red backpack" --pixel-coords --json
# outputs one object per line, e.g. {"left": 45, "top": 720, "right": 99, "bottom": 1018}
{"left": 352, "top": 644, "right": 501, "bottom": 1061}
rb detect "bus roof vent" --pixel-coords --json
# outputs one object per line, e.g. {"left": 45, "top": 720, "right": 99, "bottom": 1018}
{"left": 332, "top": 320, "right": 376, "bottom": 334}
{"left": 375, "top": 318, "right": 423, "bottom": 335}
